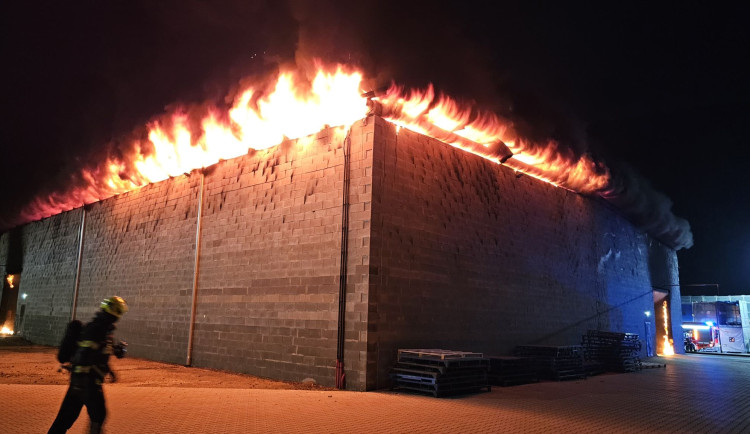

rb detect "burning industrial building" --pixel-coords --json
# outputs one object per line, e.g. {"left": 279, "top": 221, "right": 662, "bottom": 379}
{"left": 0, "top": 63, "right": 686, "bottom": 390}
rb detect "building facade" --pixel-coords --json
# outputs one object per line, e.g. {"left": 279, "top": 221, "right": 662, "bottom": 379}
{"left": 0, "top": 116, "right": 681, "bottom": 390}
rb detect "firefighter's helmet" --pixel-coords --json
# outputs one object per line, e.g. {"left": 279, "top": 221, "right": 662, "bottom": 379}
{"left": 101, "top": 296, "right": 128, "bottom": 318}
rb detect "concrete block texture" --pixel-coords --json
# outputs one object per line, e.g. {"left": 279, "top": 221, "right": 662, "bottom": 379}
{"left": 365, "top": 118, "right": 678, "bottom": 389}
{"left": 79, "top": 175, "right": 199, "bottom": 365}
{"left": 12, "top": 209, "right": 82, "bottom": 346}
{"left": 191, "top": 122, "right": 372, "bottom": 388}
{"left": 7, "top": 115, "right": 677, "bottom": 391}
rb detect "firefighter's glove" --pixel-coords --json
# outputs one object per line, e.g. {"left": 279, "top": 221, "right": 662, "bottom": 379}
{"left": 113, "top": 341, "right": 128, "bottom": 359}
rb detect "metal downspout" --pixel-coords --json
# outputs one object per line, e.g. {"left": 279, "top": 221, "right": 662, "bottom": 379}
{"left": 186, "top": 171, "right": 205, "bottom": 366}
{"left": 336, "top": 130, "right": 352, "bottom": 389}
{"left": 71, "top": 207, "right": 87, "bottom": 320}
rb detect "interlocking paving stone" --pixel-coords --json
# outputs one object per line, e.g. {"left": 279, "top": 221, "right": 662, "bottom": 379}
{"left": 1, "top": 354, "right": 748, "bottom": 433}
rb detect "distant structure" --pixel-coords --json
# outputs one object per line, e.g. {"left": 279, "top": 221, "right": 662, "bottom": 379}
{"left": 681, "top": 295, "right": 749, "bottom": 353}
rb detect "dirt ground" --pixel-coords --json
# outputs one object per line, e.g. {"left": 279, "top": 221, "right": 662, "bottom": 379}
{"left": 0, "top": 337, "right": 333, "bottom": 390}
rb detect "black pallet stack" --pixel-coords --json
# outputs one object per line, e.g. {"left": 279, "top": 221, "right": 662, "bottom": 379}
{"left": 581, "top": 330, "right": 642, "bottom": 373}
{"left": 487, "top": 356, "right": 538, "bottom": 386}
{"left": 390, "top": 349, "right": 491, "bottom": 397}
{"left": 513, "top": 345, "right": 586, "bottom": 381}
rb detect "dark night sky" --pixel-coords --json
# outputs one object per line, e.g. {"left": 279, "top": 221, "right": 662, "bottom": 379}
{"left": 1, "top": 1, "right": 748, "bottom": 294}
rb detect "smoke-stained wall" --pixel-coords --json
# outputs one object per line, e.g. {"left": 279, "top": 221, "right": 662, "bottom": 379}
{"left": 366, "top": 117, "right": 679, "bottom": 388}
{"left": 8, "top": 115, "right": 678, "bottom": 391}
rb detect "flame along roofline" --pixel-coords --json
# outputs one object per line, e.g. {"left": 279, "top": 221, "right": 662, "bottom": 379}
{"left": 4, "top": 113, "right": 688, "bottom": 252}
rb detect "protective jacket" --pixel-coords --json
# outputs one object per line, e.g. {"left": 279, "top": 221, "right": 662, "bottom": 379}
{"left": 48, "top": 310, "right": 119, "bottom": 434}
{"left": 71, "top": 311, "right": 117, "bottom": 385}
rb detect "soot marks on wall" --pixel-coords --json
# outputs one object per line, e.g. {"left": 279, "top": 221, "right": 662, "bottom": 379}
{"left": 303, "top": 178, "right": 318, "bottom": 204}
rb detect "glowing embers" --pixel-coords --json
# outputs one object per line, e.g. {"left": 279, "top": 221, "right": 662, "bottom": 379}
{"left": 661, "top": 300, "right": 675, "bottom": 356}
{"left": 6, "top": 275, "right": 14, "bottom": 289}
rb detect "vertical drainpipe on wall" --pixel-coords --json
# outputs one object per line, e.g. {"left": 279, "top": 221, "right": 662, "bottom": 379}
{"left": 336, "top": 129, "right": 352, "bottom": 389}
{"left": 186, "top": 171, "right": 205, "bottom": 367}
{"left": 71, "top": 207, "right": 87, "bottom": 321}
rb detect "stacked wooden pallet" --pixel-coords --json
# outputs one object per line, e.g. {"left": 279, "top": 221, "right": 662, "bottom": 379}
{"left": 487, "top": 356, "right": 538, "bottom": 386}
{"left": 513, "top": 345, "right": 586, "bottom": 381}
{"left": 390, "top": 349, "right": 491, "bottom": 397}
{"left": 581, "top": 330, "right": 642, "bottom": 373}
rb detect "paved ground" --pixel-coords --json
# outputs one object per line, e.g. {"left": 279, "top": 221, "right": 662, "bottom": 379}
{"left": 1, "top": 353, "right": 748, "bottom": 433}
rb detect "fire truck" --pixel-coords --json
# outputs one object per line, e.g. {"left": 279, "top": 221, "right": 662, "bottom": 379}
{"left": 682, "top": 321, "right": 719, "bottom": 352}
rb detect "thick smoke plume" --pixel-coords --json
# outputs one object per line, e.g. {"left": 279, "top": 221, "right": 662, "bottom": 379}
{"left": 600, "top": 165, "right": 693, "bottom": 250}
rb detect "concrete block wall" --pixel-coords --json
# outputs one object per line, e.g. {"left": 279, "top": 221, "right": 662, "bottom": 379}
{"left": 648, "top": 239, "right": 682, "bottom": 355}
{"left": 8, "top": 121, "right": 373, "bottom": 389}
{"left": 366, "top": 117, "right": 678, "bottom": 389}
{"left": 0, "top": 233, "right": 7, "bottom": 329}
{"left": 0, "top": 231, "right": 8, "bottom": 291}
{"left": 0, "top": 232, "right": 6, "bottom": 272}
{"left": 191, "top": 122, "right": 372, "bottom": 388}
{"left": 77, "top": 175, "right": 199, "bottom": 365}
{"left": 7, "top": 114, "right": 678, "bottom": 391}
{"left": 1, "top": 228, "right": 23, "bottom": 332}
{"left": 12, "top": 209, "right": 83, "bottom": 345}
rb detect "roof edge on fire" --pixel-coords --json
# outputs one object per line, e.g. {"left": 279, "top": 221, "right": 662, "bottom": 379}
{"left": 1, "top": 115, "right": 693, "bottom": 252}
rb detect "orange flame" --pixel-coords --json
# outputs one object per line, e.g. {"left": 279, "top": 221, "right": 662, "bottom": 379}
{"left": 375, "top": 83, "right": 610, "bottom": 193}
{"left": 20, "top": 64, "right": 367, "bottom": 222}
{"left": 19, "top": 62, "right": 613, "bottom": 224}
{"left": 662, "top": 300, "right": 674, "bottom": 356}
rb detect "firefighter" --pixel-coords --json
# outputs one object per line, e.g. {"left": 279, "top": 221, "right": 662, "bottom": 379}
{"left": 48, "top": 296, "right": 129, "bottom": 434}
